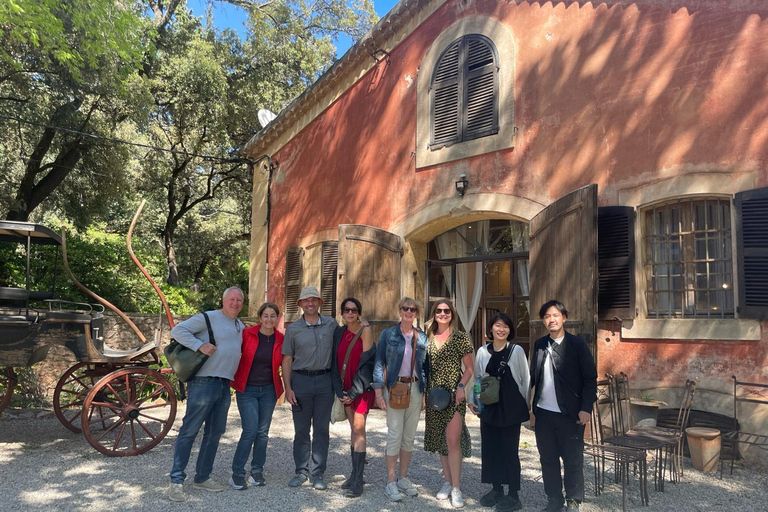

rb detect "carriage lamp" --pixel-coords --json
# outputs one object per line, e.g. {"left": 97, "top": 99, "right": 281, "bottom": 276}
{"left": 455, "top": 174, "right": 469, "bottom": 196}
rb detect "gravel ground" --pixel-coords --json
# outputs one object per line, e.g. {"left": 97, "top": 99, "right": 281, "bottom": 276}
{"left": 1, "top": 403, "right": 766, "bottom": 512}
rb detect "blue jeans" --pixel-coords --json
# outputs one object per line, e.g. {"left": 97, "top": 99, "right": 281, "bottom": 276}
{"left": 232, "top": 384, "right": 277, "bottom": 477}
{"left": 170, "top": 377, "right": 231, "bottom": 484}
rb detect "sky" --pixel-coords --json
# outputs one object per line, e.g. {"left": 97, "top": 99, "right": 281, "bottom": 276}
{"left": 187, "top": 0, "right": 400, "bottom": 58}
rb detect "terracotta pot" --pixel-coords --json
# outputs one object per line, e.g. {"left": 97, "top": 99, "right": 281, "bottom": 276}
{"left": 686, "top": 427, "right": 721, "bottom": 472}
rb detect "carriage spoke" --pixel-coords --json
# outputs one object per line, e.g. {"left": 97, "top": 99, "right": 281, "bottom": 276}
{"left": 82, "top": 368, "right": 176, "bottom": 456}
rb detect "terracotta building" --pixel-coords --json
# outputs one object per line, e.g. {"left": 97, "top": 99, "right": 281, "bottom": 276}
{"left": 243, "top": 0, "right": 768, "bottom": 458}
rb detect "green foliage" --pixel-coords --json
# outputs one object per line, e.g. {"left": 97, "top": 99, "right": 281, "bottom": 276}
{"left": 8, "top": 367, "right": 47, "bottom": 408}
{"left": 1, "top": 0, "right": 376, "bottom": 305}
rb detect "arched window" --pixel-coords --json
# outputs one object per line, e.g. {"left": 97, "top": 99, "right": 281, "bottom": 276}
{"left": 430, "top": 34, "right": 499, "bottom": 148}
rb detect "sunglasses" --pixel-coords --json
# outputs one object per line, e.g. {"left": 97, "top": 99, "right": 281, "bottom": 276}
{"left": 401, "top": 306, "right": 417, "bottom": 313}
{"left": 343, "top": 307, "right": 359, "bottom": 314}
{"left": 435, "top": 308, "right": 452, "bottom": 314}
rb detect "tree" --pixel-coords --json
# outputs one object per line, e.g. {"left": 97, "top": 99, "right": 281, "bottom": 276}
{"left": 0, "top": 0, "right": 151, "bottom": 223}
{"left": 1, "top": 0, "right": 377, "bottom": 297}
{"left": 137, "top": 0, "right": 376, "bottom": 285}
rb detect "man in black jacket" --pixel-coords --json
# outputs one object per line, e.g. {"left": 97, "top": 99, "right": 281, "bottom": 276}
{"left": 529, "top": 300, "right": 597, "bottom": 512}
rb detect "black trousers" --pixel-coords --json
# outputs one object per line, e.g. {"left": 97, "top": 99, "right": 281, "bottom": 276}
{"left": 481, "top": 421, "right": 522, "bottom": 491}
{"left": 534, "top": 407, "right": 585, "bottom": 502}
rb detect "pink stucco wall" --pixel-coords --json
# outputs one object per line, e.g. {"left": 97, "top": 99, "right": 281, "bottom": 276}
{"left": 264, "top": 0, "right": 768, "bottom": 386}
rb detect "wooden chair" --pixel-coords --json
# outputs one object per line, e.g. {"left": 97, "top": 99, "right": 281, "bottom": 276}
{"left": 720, "top": 376, "right": 768, "bottom": 477}
{"left": 583, "top": 379, "right": 649, "bottom": 510}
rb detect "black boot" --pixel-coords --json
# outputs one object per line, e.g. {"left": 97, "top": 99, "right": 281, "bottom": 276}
{"left": 341, "top": 446, "right": 354, "bottom": 489}
{"left": 346, "top": 451, "right": 365, "bottom": 498}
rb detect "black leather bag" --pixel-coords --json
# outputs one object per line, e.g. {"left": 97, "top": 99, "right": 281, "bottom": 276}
{"left": 427, "top": 387, "right": 453, "bottom": 411}
{"left": 164, "top": 312, "right": 216, "bottom": 382}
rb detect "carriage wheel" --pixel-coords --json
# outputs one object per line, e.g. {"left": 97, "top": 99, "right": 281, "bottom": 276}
{"left": 53, "top": 363, "right": 109, "bottom": 433}
{"left": 81, "top": 367, "right": 177, "bottom": 457}
{"left": 0, "top": 367, "right": 16, "bottom": 414}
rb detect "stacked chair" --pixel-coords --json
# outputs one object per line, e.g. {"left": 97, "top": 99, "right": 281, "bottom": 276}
{"left": 583, "top": 380, "right": 649, "bottom": 510}
{"left": 603, "top": 373, "right": 696, "bottom": 491}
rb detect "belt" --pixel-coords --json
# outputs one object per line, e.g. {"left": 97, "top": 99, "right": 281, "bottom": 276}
{"left": 295, "top": 368, "right": 331, "bottom": 376}
{"left": 396, "top": 377, "right": 417, "bottom": 383}
{"left": 193, "top": 376, "right": 230, "bottom": 382}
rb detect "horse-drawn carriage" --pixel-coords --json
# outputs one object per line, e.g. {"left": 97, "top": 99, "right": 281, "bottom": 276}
{"left": 0, "top": 207, "right": 177, "bottom": 456}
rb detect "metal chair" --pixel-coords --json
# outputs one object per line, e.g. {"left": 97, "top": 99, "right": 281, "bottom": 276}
{"left": 583, "top": 379, "right": 649, "bottom": 510}
{"left": 630, "top": 379, "right": 696, "bottom": 482}
{"left": 603, "top": 373, "right": 676, "bottom": 492}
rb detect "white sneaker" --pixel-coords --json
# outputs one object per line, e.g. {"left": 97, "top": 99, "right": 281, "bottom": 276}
{"left": 385, "top": 481, "right": 404, "bottom": 502}
{"left": 451, "top": 488, "right": 465, "bottom": 508}
{"left": 396, "top": 476, "right": 418, "bottom": 497}
{"left": 436, "top": 480, "right": 452, "bottom": 500}
{"left": 168, "top": 483, "right": 187, "bottom": 502}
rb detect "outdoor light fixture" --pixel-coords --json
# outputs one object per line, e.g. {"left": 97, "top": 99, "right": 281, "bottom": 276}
{"left": 455, "top": 173, "right": 469, "bottom": 196}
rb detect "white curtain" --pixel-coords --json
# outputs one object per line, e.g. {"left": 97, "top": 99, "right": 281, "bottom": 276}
{"left": 516, "top": 259, "right": 530, "bottom": 295}
{"left": 435, "top": 223, "right": 487, "bottom": 333}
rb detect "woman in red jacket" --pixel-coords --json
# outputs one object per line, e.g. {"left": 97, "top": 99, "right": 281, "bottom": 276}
{"left": 230, "top": 302, "right": 284, "bottom": 490}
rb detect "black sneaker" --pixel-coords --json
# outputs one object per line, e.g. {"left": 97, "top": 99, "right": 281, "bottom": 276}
{"left": 497, "top": 495, "right": 523, "bottom": 512}
{"left": 480, "top": 489, "right": 504, "bottom": 507}
{"left": 229, "top": 475, "right": 248, "bottom": 491}
{"left": 565, "top": 499, "right": 580, "bottom": 511}
{"left": 248, "top": 472, "right": 265, "bottom": 486}
{"left": 541, "top": 497, "right": 564, "bottom": 512}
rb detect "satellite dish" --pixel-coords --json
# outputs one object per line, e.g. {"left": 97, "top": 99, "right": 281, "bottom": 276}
{"left": 258, "top": 109, "right": 277, "bottom": 128}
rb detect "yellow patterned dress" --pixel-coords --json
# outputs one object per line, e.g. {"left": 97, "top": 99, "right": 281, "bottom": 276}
{"left": 424, "top": 330, "right": 473, "bottom": 457}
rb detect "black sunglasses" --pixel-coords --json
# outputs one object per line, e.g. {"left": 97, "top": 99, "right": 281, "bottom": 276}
{"left": 435, "top": 308, "right": 452, "bottom": 314}
{"left": 401, "top": 306, "right": 417, "bottom": 313}
{"left": 343, "top": 307, "right": 359, "bottom": 314}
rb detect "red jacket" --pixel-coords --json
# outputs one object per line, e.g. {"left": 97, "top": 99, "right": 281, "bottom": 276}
{"left": 231, "top": 325, "right": 284, "bottom": 398}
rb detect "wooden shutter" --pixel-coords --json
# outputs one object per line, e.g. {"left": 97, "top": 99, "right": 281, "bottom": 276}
{"left": 529, "top": 184, "right": 599, "bottom": 357}
{"left": 431, "top": 40, "right": 461, "bottom": 147}
{"left": 320, "top": 242, "right": 338, "bottom": 318}
{"left": 430, "top": 35, "right": 499, "bottom": 148}
{"left": 464, "top": 36, "right": 498, "bottom": 139}
{"left": 338, "top": 225, "right": 403, "bottom": 341}
{"left": 736, "top": 186, "right": 768, "bottom": 319}
{"left": 284, "top": 247, "right": 303, "bottom": 322}
{"left": 598, "top": 206, "right": 636, "bottom": 320}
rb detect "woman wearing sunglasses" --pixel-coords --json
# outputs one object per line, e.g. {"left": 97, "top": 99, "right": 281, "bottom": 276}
{"left": 372, "top": 297, "right": 428, "bottom": 502}
{"left": 469, "top": 312, "right": 529, "bottom": 512}
{"left": 330, "top": 297, "right": 375, "bottom": 498}
{"left": 424, "top": 299, "right": 474, "bottom": 508}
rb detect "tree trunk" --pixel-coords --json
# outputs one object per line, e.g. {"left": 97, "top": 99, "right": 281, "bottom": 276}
{"left": 164, "top": 230, "right": 180, "bottom": 286}
{"left": 5, "top": 99, "right": 84, "bottom": 221}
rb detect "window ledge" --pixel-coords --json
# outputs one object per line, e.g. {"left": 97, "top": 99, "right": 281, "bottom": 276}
{"left": 621, "top": 318, "right": 760, "bottom": 341}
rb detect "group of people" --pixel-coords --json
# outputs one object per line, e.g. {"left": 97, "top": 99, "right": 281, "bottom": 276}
{"left": 167, "top": 285, "right": 597, "bottom": 512}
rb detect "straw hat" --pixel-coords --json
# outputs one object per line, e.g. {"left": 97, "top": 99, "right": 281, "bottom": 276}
{"left": 297, "top": 286, "right": 323, "bottom": 305}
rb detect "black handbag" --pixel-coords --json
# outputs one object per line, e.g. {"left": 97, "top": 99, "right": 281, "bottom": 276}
{"left": 427, "top": 387, "right": 453, "bottom": 411}
{"left": 164, "top": 312, "right": 216, "bottom": 382}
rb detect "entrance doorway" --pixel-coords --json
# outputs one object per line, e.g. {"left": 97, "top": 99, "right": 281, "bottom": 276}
{"left": 425, "top": 220, "right": 531, "bottom": 355}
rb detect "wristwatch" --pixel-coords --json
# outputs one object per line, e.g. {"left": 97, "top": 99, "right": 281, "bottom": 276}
{"left": 457, "top": 383, "right": 465, "bottom": 389}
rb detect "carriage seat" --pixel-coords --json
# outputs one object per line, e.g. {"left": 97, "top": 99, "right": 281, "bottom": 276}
{"left": 0, "top": 287, "right": 30, "bottom": 302}
{"left": 101, "top": 340, "right": 158, "bottom": 362}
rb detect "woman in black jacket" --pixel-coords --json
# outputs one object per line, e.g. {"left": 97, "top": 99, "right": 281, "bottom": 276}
{"left": 331, "top": 297, "right": 375, "bottom": 498}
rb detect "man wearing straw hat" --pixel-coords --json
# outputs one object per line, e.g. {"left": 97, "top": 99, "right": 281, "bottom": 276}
{"left": 282, "top": 286, "right": 339, "bottom": 490}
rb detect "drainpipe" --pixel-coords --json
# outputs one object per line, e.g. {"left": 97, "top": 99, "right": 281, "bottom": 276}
{"left": 248, "top": 155, "right": 274, "bottom": 306}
